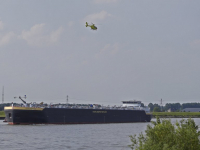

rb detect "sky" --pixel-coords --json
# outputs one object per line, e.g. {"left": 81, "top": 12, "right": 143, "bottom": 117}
{"left": 0, "top": 0, "right": 200, "bottom": 106}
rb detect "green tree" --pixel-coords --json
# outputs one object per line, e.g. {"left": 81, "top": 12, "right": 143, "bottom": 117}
{"left": 0, "top": 103, "right": 11, "bottom": 111}
{"left": 182, "top": 103, "right": 200, "bottom": 109}
{"left": 148, "top": 103, "right": 161, "bottom": 112}
{"left": 164, "top": 103, "right": 181, "bottom": 112}
{"left": 153, "top": 107, "right": 160, "bottom": 112}
{"left": 148, "top": 103, "right": 154, "bottom": 111}
{"left": 129, "top": 117, "right": 200, "bottom": 150}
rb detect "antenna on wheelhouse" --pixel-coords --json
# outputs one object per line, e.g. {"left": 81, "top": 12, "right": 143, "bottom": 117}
{"left": 2, "top": 86, "right": 4, "bottom": 104}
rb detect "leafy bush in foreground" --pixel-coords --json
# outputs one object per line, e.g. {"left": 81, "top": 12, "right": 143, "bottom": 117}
{"left": 129, "top": 117, "right": 200, "bottom": 150}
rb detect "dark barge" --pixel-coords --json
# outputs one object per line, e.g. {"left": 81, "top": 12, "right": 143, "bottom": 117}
{"left": 4, "top": 100, "right": 151, "bottom": 125}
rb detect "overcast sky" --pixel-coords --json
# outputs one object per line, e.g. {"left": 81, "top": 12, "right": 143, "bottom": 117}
{"left": 0, "top": 0, "right": 200, "bottom": 105}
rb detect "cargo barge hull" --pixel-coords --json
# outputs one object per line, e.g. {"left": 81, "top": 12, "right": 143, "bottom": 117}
{"left": 4, "top": 107, "right": 151, "bottom": 125}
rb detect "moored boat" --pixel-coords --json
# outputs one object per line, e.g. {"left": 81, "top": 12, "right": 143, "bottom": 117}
{"left": 4, "top": 99, "right": 151, "bottom": 125}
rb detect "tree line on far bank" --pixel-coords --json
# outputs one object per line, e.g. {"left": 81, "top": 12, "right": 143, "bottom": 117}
{"left": 148, "top": 102, "right": 200, "bottom": 112}
{"left": 0, "top": 103, "right": 11, "bottom": 111}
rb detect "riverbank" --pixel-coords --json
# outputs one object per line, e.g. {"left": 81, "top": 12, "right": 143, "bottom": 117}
{"left": 152, "top": 112, "right": 200, "bottom": 118}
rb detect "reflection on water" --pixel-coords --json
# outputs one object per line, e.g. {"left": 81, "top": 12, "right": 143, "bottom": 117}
{"left": 0, "top": 118, "right": 200, "bottom": 150}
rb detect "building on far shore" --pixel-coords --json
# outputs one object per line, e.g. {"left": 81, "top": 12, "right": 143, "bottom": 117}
{"left": 182, "top": 108, "right": 200, "bottom": 112}
{"left": 167, "top": 108, "right": 172, "bottom": 112}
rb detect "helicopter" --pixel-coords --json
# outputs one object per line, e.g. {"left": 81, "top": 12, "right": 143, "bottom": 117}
{"left": 85, "top": 22, "right": 97, "bottom": 30}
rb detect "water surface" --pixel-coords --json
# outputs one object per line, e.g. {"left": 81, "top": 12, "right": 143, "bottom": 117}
{"left": 0, "top": 118, "right": 200, "bottom": 150}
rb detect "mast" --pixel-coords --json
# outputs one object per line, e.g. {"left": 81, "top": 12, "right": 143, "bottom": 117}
{"left": 2, "top": 86, "right": 4, "bottom": 103}
{"left": 160, "top": 98, "right": 162, "bottom": 111}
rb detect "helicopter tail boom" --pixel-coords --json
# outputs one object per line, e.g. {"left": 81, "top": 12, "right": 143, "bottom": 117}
{"left": 85, "top": 22, "right": 89, "bottom": 27}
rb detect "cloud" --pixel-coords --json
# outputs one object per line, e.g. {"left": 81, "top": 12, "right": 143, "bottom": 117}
{"left": 93, "top": 0, "right": 120, "bottom": 4}
{"left": 190, "top": 39, "right": 200, "bottom": 49}
{"left": 19, "top": 23, "right": 64, "bottom": 46}
{"left": 84, "top": 10, "right": 112, "bottom": 23}
{"left": 95, "top": 43, "right": 119, "bottom": 58}
{"left": 49, "top": 27, "right": 64, "bottom": 43}
{"left": 0, "top": 20, "right": 15, "bottom": 46}
{"left": 0, "top": 32, "right": 15, "bottom": 46}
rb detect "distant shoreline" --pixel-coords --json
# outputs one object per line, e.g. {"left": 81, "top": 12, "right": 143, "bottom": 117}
{"left": 152, "top": 116, "right": 200, "bottom": 118}
{"left": 152, "top": 112, "right": 200, "bottom": 118}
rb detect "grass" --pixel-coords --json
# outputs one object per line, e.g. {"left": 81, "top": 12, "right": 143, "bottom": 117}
{"left": 0, "top": 111, "right": 5, "bottom": 117}
{"left": 152, "top": 112, "right": 200, "bottom": 117}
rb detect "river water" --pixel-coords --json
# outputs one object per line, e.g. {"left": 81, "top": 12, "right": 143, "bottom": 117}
{"left": 1, "top": 118, "right": 200, "bottom": 150}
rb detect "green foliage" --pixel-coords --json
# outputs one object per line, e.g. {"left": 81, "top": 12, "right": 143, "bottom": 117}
{"left": 153, "top": 107, "right": 161, "bottom": 112}
{"left": 164, "top": 103, "right": 181, "bottom": 112}
{"left": 0, "top": 111, "right": 5, "bottom": 117}
{"left": 129, "top": 117, "right": 200, "bottom": 150}
{"left": 148, "top": 102, "right": 200, "bottom": 112}
{"left": 182, "top": 103, "right": 200, "bottom": 109}
{"left": 148, "top": 103, "right": 154, "bottom": 111}
{"left": 148, "top": 103, "right": 160, "bottom": 112}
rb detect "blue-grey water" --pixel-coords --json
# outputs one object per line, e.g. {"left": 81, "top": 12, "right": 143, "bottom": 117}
{"left": 1, "top": 118, "right": 200, "bottom": 150}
